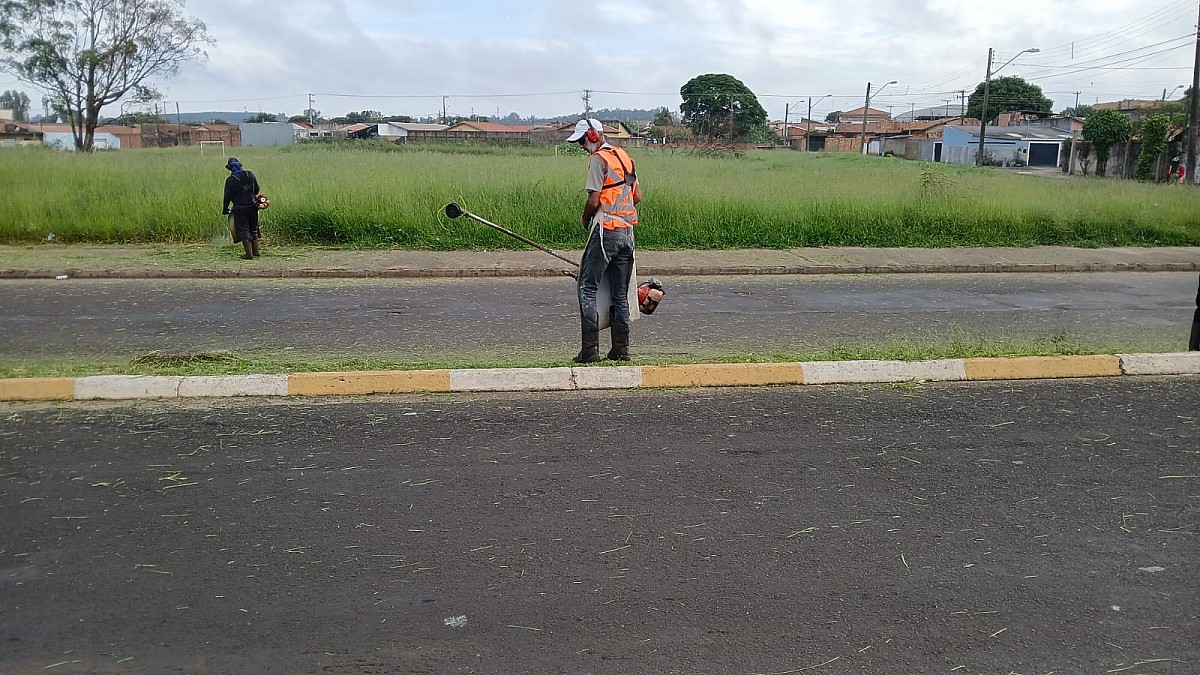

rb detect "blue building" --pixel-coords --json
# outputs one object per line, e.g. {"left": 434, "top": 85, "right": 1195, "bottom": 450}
{"left": 941, "top": 124, "right": 1072, "bottom": 167}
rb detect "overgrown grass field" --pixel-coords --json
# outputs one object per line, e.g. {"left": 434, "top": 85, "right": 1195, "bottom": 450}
{"left": 2, "top": 142, "right": 1198, "bottom": 248}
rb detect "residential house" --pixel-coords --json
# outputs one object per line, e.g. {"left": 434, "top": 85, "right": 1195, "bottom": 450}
{"left": 940, "top": 124, "right": 1073, "bottom": 167}
{"left": 0, "top": 120, "right": 42, "bottom": 147}
{"left": 445, "top": 121, "right": 534, "bottom": 135}
{"left": 838, "top": 105, "right": 892, "bottom": 125}
{"left": 881, "top": 118, "right": 975, "bottom": 160}
{"left": 376, "top": 122, "right": 448, "bottom": 139}
{"left": 894, "top": 104, "right": 964, "bottom": 122}
{"left": 1093, "top": 99, "right": 1163, "bottom": 122}
{"left": 30, "top": 123, "right": 134, "bottom": 150}
{"left": 770, "top": 118, "right": 835, "bottom": 148}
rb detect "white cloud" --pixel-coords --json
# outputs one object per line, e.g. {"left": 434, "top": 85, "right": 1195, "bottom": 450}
{"left": 124, "top": 0, "right": 1196, "bottom": 120}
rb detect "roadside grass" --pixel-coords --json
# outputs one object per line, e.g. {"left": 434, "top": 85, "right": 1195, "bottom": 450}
{"left": 3, "top": 143, "right": 1199, "bottom": 248}
{"left": 0, "top": 332, "right": 1149, "bottom": 379}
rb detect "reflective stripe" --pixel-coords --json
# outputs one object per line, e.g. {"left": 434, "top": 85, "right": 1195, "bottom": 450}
{"left": 596, "top": 146, "right": 638, "bottom": 230}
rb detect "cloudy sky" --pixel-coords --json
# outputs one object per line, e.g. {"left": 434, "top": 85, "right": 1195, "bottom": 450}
{"left": 8, "top": 0, "right": 1195, "bottom": 121}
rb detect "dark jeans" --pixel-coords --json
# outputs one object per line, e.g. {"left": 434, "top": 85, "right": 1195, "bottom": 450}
{"left": 578, "top": 225, "right": 634, "bottom": 335}
{"left": 231, "top": 207, "right": 260, "bottom": 241}
{"left": 1191, "top": 274, "right": 1200, "bottom": 351}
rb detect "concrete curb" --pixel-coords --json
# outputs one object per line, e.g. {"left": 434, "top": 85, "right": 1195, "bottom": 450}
{"left": 2, "top": 354, "right": 1196, "bottom": 402}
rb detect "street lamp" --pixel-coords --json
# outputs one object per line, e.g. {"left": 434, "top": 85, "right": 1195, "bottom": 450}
{"left": 860, "top": 80, "right": 896, "bottom": 154}
{"left": 805, "top": 94, "right": 832, "bottom": 151}
{"left": 1162, "top": 84, "right": 1184, "bottom": 100}
{"left": 976, "top": 47, "right": 1039, "bottom": 166}
{"left": 783, "top": 94, "right": 833, "bottom": 150}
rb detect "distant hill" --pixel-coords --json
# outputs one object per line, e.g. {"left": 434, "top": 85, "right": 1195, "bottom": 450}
{"left": 85, "top": 111, "right": 287, "bottom": 125}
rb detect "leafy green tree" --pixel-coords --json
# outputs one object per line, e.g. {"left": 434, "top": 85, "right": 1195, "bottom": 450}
{"left": 111, "top": 111, "right": 166, "bottom": 125}
{"left": 1134, "top": 114, "right": 1171, "bottom": 182}
{"left": 245, "top": 112, "right": 280, "bottom": 123}
{"left": 652, "top": 107, "right": 674, "bottom": 127}
{"left": 1082, "top": 109, "right": 1133, "bottom": 177}
{"left": 824, "top": 110, "right": 842, "bottom": 123}
{"left": 0, "top": 89, "right": 30, "bottom": 120}
{"left": 384, "top": 115, "right": 413, "bottom": 123}
{"left": 345, "top": 110, "right": 383, "bottom": 123}
{"left": 966, "top": 76, "right": 1052, "bottom": 122}
{"left": 1060, "top": 104, "right": 1094, "bottom": 118}
{"left": 679, "top": 73, "right": 767, "bottom": 142}
{"left": 0, "top": 0, "right": 211, "bottom": 151}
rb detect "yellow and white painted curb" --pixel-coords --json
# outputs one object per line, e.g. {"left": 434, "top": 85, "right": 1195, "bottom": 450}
{"left": 2, "top": 353, "right": 1197, "bottom": 402}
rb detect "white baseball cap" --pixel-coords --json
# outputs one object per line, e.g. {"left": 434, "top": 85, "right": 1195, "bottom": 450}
{"left": 566, "top": 118, "right": 603, "bottom": 142}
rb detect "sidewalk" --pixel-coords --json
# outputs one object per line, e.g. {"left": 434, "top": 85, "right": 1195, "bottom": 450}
{"left": 2, "top": 245, "right": 1199, "bottom": 279}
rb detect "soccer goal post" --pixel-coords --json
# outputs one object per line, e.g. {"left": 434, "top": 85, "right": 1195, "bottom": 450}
{"left": 199, "top": 140, "right": 225, "bottom": 155}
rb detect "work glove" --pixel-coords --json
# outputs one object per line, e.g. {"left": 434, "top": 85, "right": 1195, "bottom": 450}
{"left": 222, "top": 208, "right": 231, "bottom": 216}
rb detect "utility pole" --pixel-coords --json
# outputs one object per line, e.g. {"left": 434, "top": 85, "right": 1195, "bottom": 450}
{"left": 859, "top": 81, "right": 872, "bottom": 155}
{"left": 805, "top": 96, "right": 812, "bottom": 152}
{"left": 960, "top": 90, "right": 966, "bottom": 117}
{"left": 976, "top": 47, "right": 994, "bottom": 166}
{"left": 441, "top": 96, "right": 447, "bottom": 124}
{"left": 582, "top": 89, "right": 592, "bottom": 116}
{"left": 1187, "top": 0, "right": 1200, "bottom": 185}
{"left": 308, "top": 94, "right": 315, "bottom": 126}
{"left": 1074, "top": 91, "right": 1081, "bottom": 109}
{"left": 783, "top": 102, "right": 791, "bottom": 147}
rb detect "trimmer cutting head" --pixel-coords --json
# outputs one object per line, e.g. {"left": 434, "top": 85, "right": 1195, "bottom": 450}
{"left": 444, "top": 202, "right": 464, "bottom": 219}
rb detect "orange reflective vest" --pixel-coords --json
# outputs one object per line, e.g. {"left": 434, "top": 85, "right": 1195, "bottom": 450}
{"left": 595, "top": 146, "right": 638, "bottom": 230}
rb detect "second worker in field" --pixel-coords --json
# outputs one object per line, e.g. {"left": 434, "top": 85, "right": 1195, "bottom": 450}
{"left": 567, "top": 118, "right": 643, "bottom": 363}
{"left": 222, "top": 157, "right": 264, "bottom": 260}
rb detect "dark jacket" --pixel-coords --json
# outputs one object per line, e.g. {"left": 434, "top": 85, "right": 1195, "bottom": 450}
{"left": 223, "top": 170, "right": 260, "bottom": 212}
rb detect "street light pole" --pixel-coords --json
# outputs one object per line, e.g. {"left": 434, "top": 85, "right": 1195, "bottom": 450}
{"left": 806, "top": 94, "right": 831, "bottom": 152}
{"left": 976, "top": 47, "right": 1039, "bottom": 167}
{"left": 860, "top": 80, "right": 896, "bottom": 155}
{"left": 859, "top": 82, "right": 872, "bottom": 155}
{"left": 783, "top": 102, "right": 791, "bottom": 146}
{"left": 975, "top": 48, "right": 994, "bottom": 166}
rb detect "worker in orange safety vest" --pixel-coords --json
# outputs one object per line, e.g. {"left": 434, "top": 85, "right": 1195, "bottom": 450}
{"left": 566, "top": 118, "right": 643, "bottom": 363}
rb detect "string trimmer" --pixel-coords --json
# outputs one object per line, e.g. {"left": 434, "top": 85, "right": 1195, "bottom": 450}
{"left": 443, "top": 202, "right": 664, "bottom": 316}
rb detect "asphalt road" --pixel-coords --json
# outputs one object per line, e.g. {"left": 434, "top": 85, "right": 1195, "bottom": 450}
{"left": 2, "top": 378, "right": 1197, "bottom": 673}
{"left": 1, "top": 272, "right": 1196, "bottom": 365}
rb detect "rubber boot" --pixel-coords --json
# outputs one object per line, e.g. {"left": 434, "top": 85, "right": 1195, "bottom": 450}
{"left": 573, "top": 331, "right": 602, "bottom": 363}
{"left": 251, "top": 238, "right": 260, "bottom": 257}
{"left": 607, "top": 329, "right": 631, "bottom": 361}
{"left": 241, "top": 240, "right": 254, "bottom": 260}
{"left": 1189, "top": 321, "right": 1200, "bottom": 351}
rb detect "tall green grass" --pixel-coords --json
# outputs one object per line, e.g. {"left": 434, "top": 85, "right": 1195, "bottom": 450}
{"left": 2, "top": 143, "right": 1198, "bottom": 248}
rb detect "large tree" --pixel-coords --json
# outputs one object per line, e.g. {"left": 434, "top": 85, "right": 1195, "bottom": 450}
{"left": 0, "top": 89, "right": 31, "bottom": 120}
{"left": 679, "top": 73, "right": 767, "bottom": 142}
{"left": 966, "top": 75, "right": 1052, "bottom": 122}
{"left": 0, "top": 0, "right": 211, "bottom": 151}
{"left": 1082, "top": 109, "right": 1133, "bottom": 178}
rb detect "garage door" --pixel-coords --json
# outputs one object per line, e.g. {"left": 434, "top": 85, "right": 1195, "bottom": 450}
{"left": 1028, "top": 142, "right": 1059, "bottom": 167}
